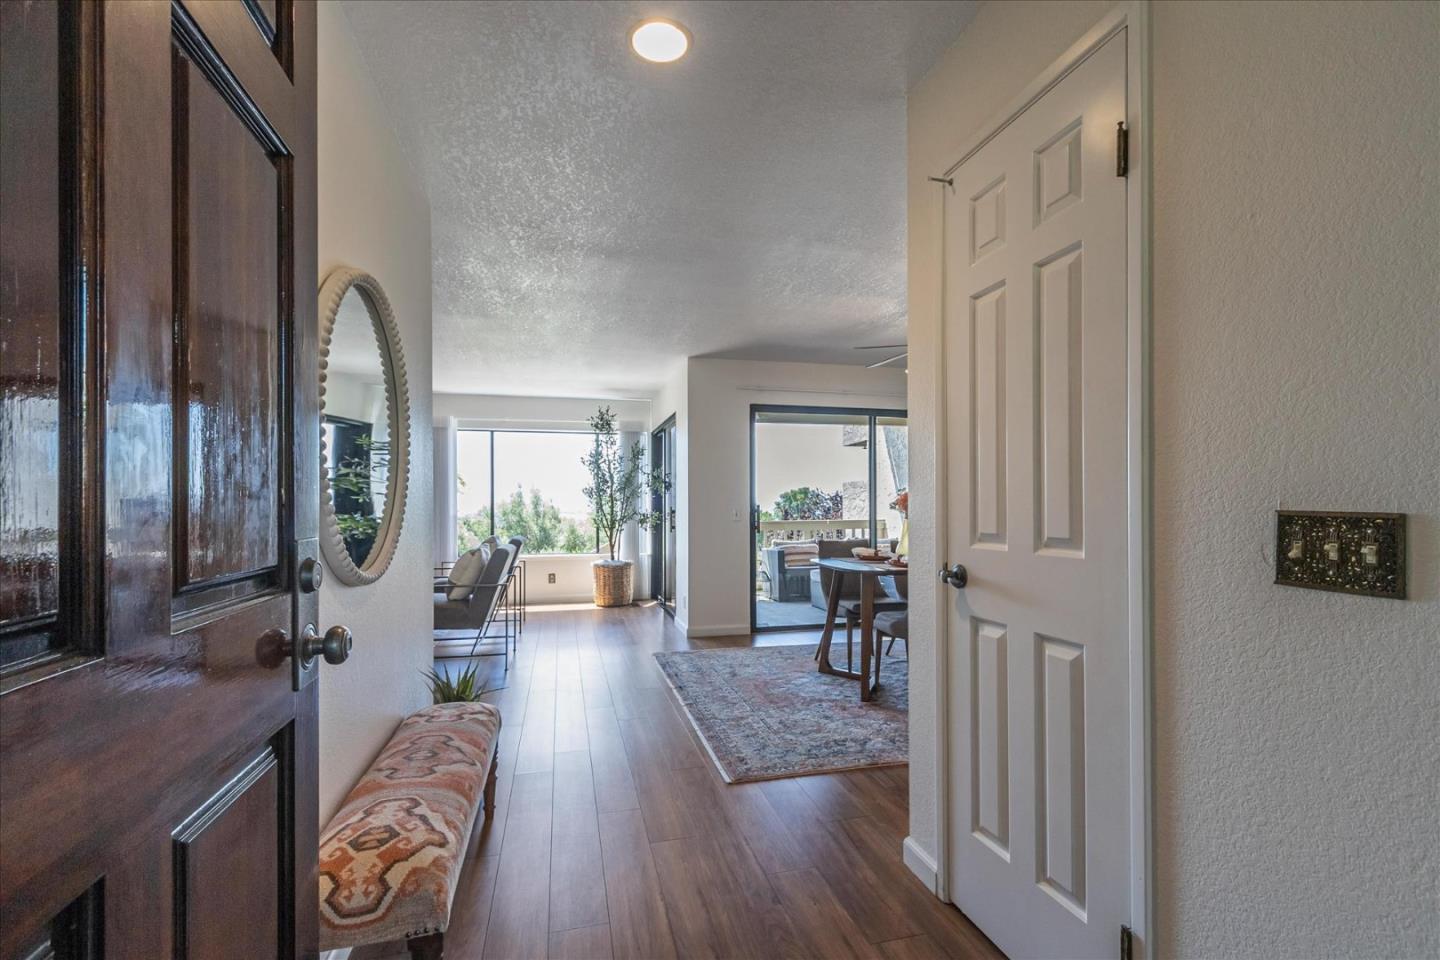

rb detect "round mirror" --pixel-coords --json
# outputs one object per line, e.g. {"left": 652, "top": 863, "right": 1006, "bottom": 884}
{"left": 319, "top": 267, "right": 411, "bottom": 585}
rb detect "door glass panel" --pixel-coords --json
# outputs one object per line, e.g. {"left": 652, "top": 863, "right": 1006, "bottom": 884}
{"left": 1, "top": 0, "right": 63, "bottom": 664}
{"left": 175, "top": 43, "right": 281, "bottom": 591}
{"left": 753, "top": 411, "right": 871, "bottom": 630}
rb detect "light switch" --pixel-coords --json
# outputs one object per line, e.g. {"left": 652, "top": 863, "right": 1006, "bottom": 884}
{"left": 1275, "top": 510, "right": 1406, "bottom": 599}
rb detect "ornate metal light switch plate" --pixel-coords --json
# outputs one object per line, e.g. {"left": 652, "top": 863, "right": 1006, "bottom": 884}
{"left": 1275, "top": 510, "right": 1406, "bottom": 599}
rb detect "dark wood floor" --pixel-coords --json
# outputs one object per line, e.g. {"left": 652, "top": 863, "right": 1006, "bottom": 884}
{"left": 354, "top": 603, "right": 1001, "bottom": 960}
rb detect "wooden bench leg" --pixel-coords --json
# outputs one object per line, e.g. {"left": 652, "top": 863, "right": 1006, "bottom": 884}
{"left": 483, "top": 749, "right": 499, "bottom": 817}
{"left": 407, "top": 932, "right": 443, "bottom": 960}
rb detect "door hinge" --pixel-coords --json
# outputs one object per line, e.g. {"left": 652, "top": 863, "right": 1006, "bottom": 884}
{"left": 1120, "top": 923, "right": 1134, "bottom": 960}
{"left": 1116, "top": 121, "right": 1129, "bottom": 178}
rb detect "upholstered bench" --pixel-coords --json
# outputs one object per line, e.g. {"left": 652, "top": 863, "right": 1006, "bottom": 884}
{"left": 319, "top": 701, "right": 501, "bottom": 960}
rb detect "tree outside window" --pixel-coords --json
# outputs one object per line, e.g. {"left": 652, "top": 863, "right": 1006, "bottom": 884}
{"left": 455, "top": 430, "right": 599, "bottom": 555}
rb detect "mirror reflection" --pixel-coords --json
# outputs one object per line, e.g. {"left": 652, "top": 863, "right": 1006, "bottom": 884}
{"left": 323, "top": 288, "right": 392, "bottom": 568}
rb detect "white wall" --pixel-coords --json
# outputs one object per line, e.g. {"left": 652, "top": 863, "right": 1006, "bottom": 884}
{"left": 317, "top": 1, "right": 434, "bottom": 824}
{"left": 907, "top": 1, "right": 1440, "bottom": 956}
{"left": 433, "top": 393, "right": 650, "bottom": 432}
{"left": 432, "top": 420, "right": 457, "bottom": 565}
{"left": 681, "top": 358, "right": 907, "bottom": 636}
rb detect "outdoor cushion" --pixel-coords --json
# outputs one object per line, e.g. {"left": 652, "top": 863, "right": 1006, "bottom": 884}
{"left": 446, "top": 548, "right": 487, "bottom": 600}
{"left": 318, "top": 701, "right": 501, "bottom": 950}
{"left": 781, "top": 544, "right": 818, "bottom": 566}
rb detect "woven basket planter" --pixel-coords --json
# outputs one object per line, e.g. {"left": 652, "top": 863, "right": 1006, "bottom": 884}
{"left": 592, "top": 560, "right": 633, "bottom": 607}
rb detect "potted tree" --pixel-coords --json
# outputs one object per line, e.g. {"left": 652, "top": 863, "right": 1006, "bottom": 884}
{"left": 582, "top": 406, "right": 665, "bottom": 607}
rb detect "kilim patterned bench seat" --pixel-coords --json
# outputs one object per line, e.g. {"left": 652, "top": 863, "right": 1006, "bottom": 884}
{"left": 319, "top": 701, "right": 501, "bottom": 960}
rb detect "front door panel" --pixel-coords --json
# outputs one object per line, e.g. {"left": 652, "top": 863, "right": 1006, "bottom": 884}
{"left": 174, "top": 30, "right": 284, "bottom": 596}
{"left": 0, "top": 2, "right": 319, "bottom": 957}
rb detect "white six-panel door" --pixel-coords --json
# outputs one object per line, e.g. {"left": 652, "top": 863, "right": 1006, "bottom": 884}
{"left": 942, "top": 29, "right": 1129, "bottom": 960}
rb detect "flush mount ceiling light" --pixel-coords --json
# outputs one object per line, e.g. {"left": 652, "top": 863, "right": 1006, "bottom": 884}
{"left": 630, "top": 18, "right": 690, "bottom": 63}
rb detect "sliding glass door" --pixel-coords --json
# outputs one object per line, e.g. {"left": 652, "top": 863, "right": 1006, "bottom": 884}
{"left": 651, "top": 415, "right": 677, "bottom": 614}
{"left": 751, "top": 405, "right": 908, "bottom": 631}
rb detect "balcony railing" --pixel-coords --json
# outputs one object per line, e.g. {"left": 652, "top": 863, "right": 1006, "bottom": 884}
{"left": 757, "top": 518, "right": 887, "bottom": 548}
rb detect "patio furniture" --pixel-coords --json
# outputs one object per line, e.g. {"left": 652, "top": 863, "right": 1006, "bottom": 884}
{"left": 434, "top": 543, "right": 516, "bottom": 666}
{"left": 319, "top": 702, "right": 501, "bottom": 959}
{"left": 762, "top": 541, "right": 818, "bottom": 602}
{"left": 814, "top": 558, "right": 909, "bottom": 702}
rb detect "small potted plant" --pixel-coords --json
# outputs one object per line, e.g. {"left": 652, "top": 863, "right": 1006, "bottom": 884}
{"left": 582, "top": 406, "right": 667, "bottom": 607}
{"left": 422, "top": 661, "right": 488, "bottom": 703}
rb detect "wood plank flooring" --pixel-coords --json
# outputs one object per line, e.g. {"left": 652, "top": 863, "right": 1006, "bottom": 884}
{"left": 352, "top": 603, "right": 1001, "bottom": 960}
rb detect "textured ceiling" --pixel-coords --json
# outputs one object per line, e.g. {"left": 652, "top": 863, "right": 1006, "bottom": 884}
{"left": 341, "top": 0, "right": 978, "bottom": 397}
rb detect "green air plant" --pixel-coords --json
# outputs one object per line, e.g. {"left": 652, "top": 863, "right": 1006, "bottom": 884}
{"left": 581, "top": 406, "right": 668, "bottom": 560}
{"left": 422, "top": 661, "right": 488, "bottom": 703}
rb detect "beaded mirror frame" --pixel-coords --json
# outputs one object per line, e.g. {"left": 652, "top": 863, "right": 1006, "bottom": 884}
{"left": 318, "top": 266, "right": 411, "bottom": 586}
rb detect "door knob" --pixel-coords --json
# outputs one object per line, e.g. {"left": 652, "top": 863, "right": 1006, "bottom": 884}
{"left": 938, "top": 563, "right": 968, "bottom": 589}
{"left": 299, "top": 623, "right": 352, "bottom": 666}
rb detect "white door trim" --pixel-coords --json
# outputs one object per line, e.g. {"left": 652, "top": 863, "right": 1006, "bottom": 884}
{"left": 921, "top": 3, "right": 1153, "bottom": 954}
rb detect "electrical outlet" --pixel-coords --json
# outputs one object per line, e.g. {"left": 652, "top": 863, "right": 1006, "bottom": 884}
{"left": 547, "top": 572, "right": 557, "bottom": 584}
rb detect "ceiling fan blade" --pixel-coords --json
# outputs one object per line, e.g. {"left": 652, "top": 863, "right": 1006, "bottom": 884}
{"left": 865, "top": 352, "right": 909, "bottom": 369}
{"left": 854, "top": 344, "right": 907, "bottom": 350}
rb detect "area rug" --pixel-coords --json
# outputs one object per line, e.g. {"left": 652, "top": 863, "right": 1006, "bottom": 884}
{"left": 652, "top": 643, "right": 908, "bottom": 783}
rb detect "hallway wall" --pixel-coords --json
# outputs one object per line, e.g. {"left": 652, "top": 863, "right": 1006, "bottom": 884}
{"left": 316, "top": 1, "right": 435, "bottom": 823}
{"left": 907, "top": 1, "right": 1439, "bottom": 956}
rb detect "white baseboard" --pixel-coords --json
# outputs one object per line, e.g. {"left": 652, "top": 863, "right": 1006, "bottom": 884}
{"left": 684, "top": 623, "right": 753, "bottom": 638}
{"left": 522, "top": 593, "right": 595, "bottom": 605}
{"left": 903, "top": 835, "right": 942, "bottom": 897}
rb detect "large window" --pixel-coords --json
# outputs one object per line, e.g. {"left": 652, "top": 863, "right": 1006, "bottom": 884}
{"left": 456, "top": 430, "right": 599, "bottom": 555}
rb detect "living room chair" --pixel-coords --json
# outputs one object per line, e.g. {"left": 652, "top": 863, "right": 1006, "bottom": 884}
{"left": 874, "top": 608, "right": 908, "bottom": 657}
{"left": 507, "top": 535, "right": 527, "bottom": 634}
{"left": 434, "top": 543, "right": 516, "bottom": 667}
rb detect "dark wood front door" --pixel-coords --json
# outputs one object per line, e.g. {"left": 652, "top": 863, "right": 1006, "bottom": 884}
{"left": 1, "top": 2, "right": 321, "bottom": 957}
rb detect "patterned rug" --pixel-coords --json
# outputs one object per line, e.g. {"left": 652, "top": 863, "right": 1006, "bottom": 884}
{"left": 653, "top": 643, "right": 908, "bottom": 783}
